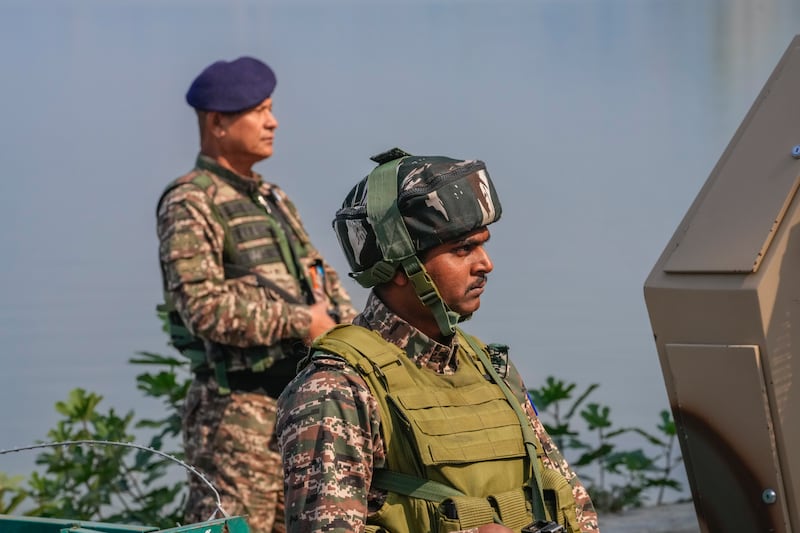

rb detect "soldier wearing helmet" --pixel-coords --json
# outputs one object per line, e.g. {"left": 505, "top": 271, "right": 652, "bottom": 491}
{"left": 275, "top": 149, "right": 600, "bottom": 533}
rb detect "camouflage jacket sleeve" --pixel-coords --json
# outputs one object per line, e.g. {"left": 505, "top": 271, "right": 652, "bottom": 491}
{"left": 276, "top": 353, "right": 383, "bottom": 533}
{"left": 266, "top": 183, "right": 358, "bottom": 325}
{"left": 320, "top": 258, "right": 358, "bottom": 324}
{"left": 157, "top": 183, "right": 313, "bottom": 347}
{"left": 504, "top": 361, "right": 601, "bottom": 533}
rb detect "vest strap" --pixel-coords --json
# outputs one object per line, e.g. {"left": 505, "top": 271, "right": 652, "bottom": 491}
{"left": 313, "top": 326, "right": 416, "bottom": 391}
{"left": 541, "top": 467, "right": 580, "bottom": 529}
{"left": 489, "top": 489, "right": 531, "bottom": 531}
{"left": 460, "top": 331, "right": 548, "bottom": 523}
{"left": 372, "top": 469, "right": 464, "bottom": 502}
{"left": 214, "top": 360, "right": 231, "bottom": 395}
{"left": 252, "top": 192, "right": 301, "bottom": 281}
{"left": 157, "top": 301, "right": 207, "bottom": 371}
{"left": 447, "top": 496, "right": 497, "bottom": 529}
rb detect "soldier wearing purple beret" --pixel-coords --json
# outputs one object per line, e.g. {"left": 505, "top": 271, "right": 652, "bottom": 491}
{"left": 156, "top": 56, "right": 357, "bottom": 533}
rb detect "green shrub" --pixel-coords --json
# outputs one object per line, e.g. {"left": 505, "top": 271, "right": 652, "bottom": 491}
{"left": 529, "top": 376, "right": 684, "bottom": 512}
{"left": 2, "top": 352, "right": 191, "bottom": 528}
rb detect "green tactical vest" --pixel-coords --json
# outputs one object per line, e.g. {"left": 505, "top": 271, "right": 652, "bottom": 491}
{"left": 312, "top": 325, "right": 580, "bottom": 533}
{"left": 157, "top": 168, "right": 314, "bottom": 376}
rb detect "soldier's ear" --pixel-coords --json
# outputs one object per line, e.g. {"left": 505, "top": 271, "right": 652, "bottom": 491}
{"left": 207, "top": 112, "right": 228, "bottom": 138}
{"left": 374, "top": 269, "right": 408, "bottom": 298}
{"left": 198, "top": 110, "right": 216, "bottom": 132}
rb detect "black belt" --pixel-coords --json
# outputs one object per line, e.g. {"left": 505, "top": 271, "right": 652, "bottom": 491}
{"left": 195, "top": 363, "right": 297, "bottom": 399}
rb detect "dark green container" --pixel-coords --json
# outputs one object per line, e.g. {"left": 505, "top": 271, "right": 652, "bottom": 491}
{"left": 0, "top": 514, "right": 249, "bottom": 533}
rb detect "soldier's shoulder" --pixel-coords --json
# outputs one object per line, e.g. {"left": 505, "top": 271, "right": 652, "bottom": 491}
{"left": 167, "top": 169, "right": 219, "bottom": 193}
{"left": 281, "top": 352, "right": 366, "bottom": 408}
{"left": 160, "top": 170, "right": 219, "bottom": 206}
{"left": 291, "top": 351, "right": 364, "bottom": 389}
{"left": 307, "top": 351, "right": 352, "bottom": 371}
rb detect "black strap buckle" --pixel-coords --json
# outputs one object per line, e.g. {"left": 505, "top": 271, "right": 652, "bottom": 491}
{"left": 521, "top": 521, "right": 565, "bottom": 533}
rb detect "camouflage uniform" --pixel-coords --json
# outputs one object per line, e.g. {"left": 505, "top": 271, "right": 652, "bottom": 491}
{"left": 157, "top": 154, "right": 357, "bottom": 533}
{"left": 275, "top": 292, "right": 599, "bottom": 533}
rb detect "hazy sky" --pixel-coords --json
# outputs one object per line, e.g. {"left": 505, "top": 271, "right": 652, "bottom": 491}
{"left": 2, "top": 0, "right": 800, "bottom": 492}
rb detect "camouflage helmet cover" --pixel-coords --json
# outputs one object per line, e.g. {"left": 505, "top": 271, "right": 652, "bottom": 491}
{"left": 333, "top": 151, "right": 503, "bottom": 279}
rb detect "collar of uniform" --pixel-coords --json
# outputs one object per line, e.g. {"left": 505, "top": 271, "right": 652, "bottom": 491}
{"left": 353, "top": 292, "right": 458, "bottom": 374}
{"left": 195, "top": 153, "right": 263, "bottom": 194}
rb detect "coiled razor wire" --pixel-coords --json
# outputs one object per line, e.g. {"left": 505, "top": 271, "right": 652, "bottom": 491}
{"left": 0, "top": 440, "right": 229, "bottom": 521}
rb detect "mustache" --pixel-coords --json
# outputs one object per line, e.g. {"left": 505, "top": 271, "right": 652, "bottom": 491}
{"left": 466, "top": 275, "right": 487, "bottom": 292}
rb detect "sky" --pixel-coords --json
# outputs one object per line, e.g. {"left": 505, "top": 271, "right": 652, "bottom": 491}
{"left": 1, "top": 0, "right": 800, "bottom": 500}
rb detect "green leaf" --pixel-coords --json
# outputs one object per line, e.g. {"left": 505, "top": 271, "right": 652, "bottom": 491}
{"left": 629, "top": 426, "right": 667, "bottom": 447}
{"left": 575, "top": 443, "right": 614, "bottom": 466}
{"left": 580, "top": 403, "right": 612, "bottom": 430}
{"left": 129, "top": 351, "right": 187, "bottom": 368}
{"left": 566, "top": 382, "right": 599, "bottom": 419}
{"left": 604, "top": 449, "right": 656, "bottom": 474}
{"left": 658, "top": 409, "right": 677, "bottom": 436}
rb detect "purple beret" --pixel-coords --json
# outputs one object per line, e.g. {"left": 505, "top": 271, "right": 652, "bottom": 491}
{"left": 185, "top": 56, "right": 277, "bottom": 112}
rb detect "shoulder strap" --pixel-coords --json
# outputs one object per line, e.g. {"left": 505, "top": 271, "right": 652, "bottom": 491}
{"left": 156, "top": 172, "right": 216, "bottom": 216}
{"left": 265, "top": 183, "right": 312, "bottom": 245}
{"left": 223, "top": 263, "right": 302, "bottom": 305}
{"left": 459, "top": 330, "right": 548, "bottom": 523}
{"left": 159, "top": 171, "right": 240, "bottom": 267}
{"left": 372, "top": 469, "right": 464, "bottom": 502}
{"left": 312, "top": 325, "right": 417, "bottom": 391}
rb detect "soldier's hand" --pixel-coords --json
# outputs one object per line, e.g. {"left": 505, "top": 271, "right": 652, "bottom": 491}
{"left": 476, "top": 525, "right": 515, "bottom": 533}
{"left": 306, "top": 301, "right": 337, "bottom": 343}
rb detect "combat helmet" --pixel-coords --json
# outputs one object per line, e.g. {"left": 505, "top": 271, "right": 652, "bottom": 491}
{"left": 333, "top": 147, "right": 503, "bottom": 336}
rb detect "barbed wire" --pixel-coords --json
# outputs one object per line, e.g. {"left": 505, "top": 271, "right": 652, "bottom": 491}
{"left": 0, "top": 440, "right": 229, "bottom": 520}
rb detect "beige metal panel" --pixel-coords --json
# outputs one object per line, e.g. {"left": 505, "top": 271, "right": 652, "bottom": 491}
{"left": 663, "top": 344, "right": 788, "bottom": 532}
{"left": 644, "top": 34, "right": 800, "bottom": 533}
{"left": 644, "top": 286, "right": 763, "bottom": 345}
{"left": 663, "top": 37, "right": 800, "bottom": 274}
{"left": 757, "top": 205, "right": 800, "bottom": 522}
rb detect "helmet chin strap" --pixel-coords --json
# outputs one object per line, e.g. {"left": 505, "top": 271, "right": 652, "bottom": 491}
{"left": 400, "top": 256, "right": 462, "bottom": 337}
{"left": 361, "top": 154, "right": 461, "bottom": 338}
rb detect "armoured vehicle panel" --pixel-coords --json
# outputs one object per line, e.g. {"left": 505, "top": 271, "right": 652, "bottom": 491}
{"left": 644, "top": 35, "right": 800, "bottom": 532}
